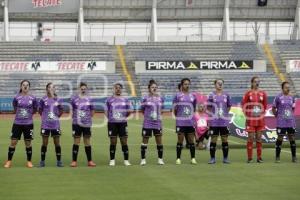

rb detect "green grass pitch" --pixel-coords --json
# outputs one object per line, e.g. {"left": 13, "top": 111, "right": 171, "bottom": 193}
{"left": 0, "top": 116, "right": 299, "bottom": 200}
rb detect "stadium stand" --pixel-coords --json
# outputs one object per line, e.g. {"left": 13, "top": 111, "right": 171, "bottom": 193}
{"left": 0, "top": 42, "right": 128, "bottom": 98}
{"left": 273, "top": 40, "right": 300, "bottom": 95}
{"left": 124, "top": 41, "right": 280, "bottom": 97}
{"left": 0, "top": 42, "right": 114, "bottom": 61}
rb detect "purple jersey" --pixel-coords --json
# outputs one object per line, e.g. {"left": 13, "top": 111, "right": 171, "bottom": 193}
{"left": 105, "top": 96, "right": 132, "bottom": 123}
{"left": 272, "top": 93, "right": 296, "bottom": 128}
{"left": 141, "top": 95, "right": 164, "bottom": 129}
{"left": 208, "top": 91, "right": 232, "bottom": 127}
{"left": 71, "top": 95, "right": 94, "bottom": 127}
{"left": 39, "top": 96, "right": 63, "bottom": 130}
{"left": 13, "top": 94, "right": 38, "bottom": 125}
{"left": 173, "top": 92, "right": 196, "bottom": 127}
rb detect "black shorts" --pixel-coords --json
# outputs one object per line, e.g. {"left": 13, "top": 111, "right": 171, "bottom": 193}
{"left": 142, "top": 128, "right": 162, "bottom": 137}
{"left": 176, "top": 126, "right": 195, "bottom": 134}
{"left": 11, "top": 124, "right": 34, "bottom": 140}
{"left": 72, "top": 124, "right": 91, "bottom": 138}
{"left": 41, "top": 129, "right": 61, "bottom": 137}
{"left": 209, "top": 126, "right": 230, "bottom": 136}
{"left": 108, "top": 122, "right": 128, "bottom": 138}
{"left": 277, "top": 127, "right": 296, "bottom": 136}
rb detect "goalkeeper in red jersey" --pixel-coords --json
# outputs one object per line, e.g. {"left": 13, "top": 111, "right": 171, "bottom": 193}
{"left": 242, "top": 76, "right": 267, "bottom": 163}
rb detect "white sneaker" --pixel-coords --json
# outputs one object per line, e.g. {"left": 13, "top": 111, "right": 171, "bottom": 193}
{"left": 140, "top": 159, "right": 146, "bottom": 166}
{"left": 176, "top": 159, "right": 181, "bottom": 165}
{"left": 158, "top": 159, "right": 165, "bottom": 165}
{"left": 109, "top": 160, "right": 115, "bottom": 166}
{"left": 124, "top": 160, "right": 131, "bottom": 166}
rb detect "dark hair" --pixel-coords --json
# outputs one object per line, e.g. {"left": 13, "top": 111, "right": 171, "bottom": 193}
{"left": 181, "top": 78, "right": 191, "bottom": 85}
{"left": 177, "top": 83, "right": 182, "bottom": 91}
{"left": 79, "top": 82, "right": 88, "bottom": 88}
{"left": 251, "top": 76, "right": 259, "bottom": 89}
{"left": 46, "top": 82, "right": 57, "bottom": 97}
{"left": 19, "top": 80, "right": 31, "bottom": 93}
{"left": 281, "top": 81, "right": 289, "bottom": 89}
{"left": 148, "top": 79, "right": 157, "bottom": 89}
{"left": 214, "top": 79, "right": 224, "bottom": 85}
{"left": 114, "top": 83, "right": 123, "bottom": 89}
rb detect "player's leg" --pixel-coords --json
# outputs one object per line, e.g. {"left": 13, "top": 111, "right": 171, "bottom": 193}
{"left": 247, "top": 129, "right": 255, "bottom": 163}
{"left": 140, "top": 129, "right": 150, "bottom": 165}
{"left": 120, "top": 136, "right": 130, "bottom": 166}
{"left": 275, "top": 128, "right": 284, "bottom": 163}
{"left": 109, "top": 136, "right": 117, "bottom": 166}
{"left": 39, "top": 132, "right": 49, "bottom": 167}
{"left": 71, "top": 125, "right": 81, "bottom": 167}
{"left": 83, "top": 135, "right": 96, "bottom": 167}
{"left": 53, "top": 133, "right": 63, "bottom": 167}
{"left": 288, "top": 129, "right": 297, "bottom": 162}
{"left": 209, "top": 128, "right": 218, "bottom": 164}
{"left": 176, "top": 132, "right": 185, "bottom": 164}
{"left": 155, "top": 130, "right": 164, "bottom": 165}
{"left": 4, "top": 124, "right": 22, "bottom": 168}
{"left": 24, "top": 125, "right": 34, "bottom": 168}
{"left": 221, "top": 127, "right": 230, "bottom": 164}
{"left": 187, "top": 132, "right": 197, "bottom": 164}
{"left": 256, "top": 131, "right": 263, "bottom": 163}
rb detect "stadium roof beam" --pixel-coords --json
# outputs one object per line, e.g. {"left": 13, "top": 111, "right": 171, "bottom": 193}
{"left": 3, "top": 0, "right": 9, "bottom": 41}
{"left": 221, "top": 0, "right": 230, "bottom": 41}
{"left": 150, "top": 0, "right": 158, "bottom": 42}
{"left": 292, "top": 0, "right": 300, "bottom": 40}
{"left": 77, "top": 0, "right": 84, "bottom": 42}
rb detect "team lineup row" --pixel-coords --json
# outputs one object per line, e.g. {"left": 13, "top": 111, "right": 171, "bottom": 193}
{"left": 2, "top": 76, "right": 298, "bottom": 168}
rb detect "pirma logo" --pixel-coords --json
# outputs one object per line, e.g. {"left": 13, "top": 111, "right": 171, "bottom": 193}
{"left": 31, "top": 62, "right": 41, "bottom": 71}
{"left": 87, "top": 61, "right": 97, "bottom": 71}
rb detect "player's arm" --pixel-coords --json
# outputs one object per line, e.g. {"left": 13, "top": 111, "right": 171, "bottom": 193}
{"left": 12, "top": 97, "right": 17, "bottom": 113}
{"left": 227, "top": 94, "right": 232, "bottom": 112}
{"left": 58, "top": 99, "right": 64, "bottom": 117}
{"left": 38, "top": 98, "right": 43, "bottom": 116}
{"left": 292, "top": 96, "right": 296, "bottom": 111}
{"left": 126, "top": 99, "right": 134, "bottom": 118}
{"left": 33, "top": 97, "right": 38, "bottom": 114}
{"left": 172, "top": 95, "right": 178, "bottom": 116}
{"left": 263, "top": 92, "right": 268, "bottom": 113}
{"left": 241, "top": 92, "right": 248, "bottom": 115}
{"left": 140, "top": 97, "right": 146, "bottom": 115}
{"left": 271, "top": 96, "right": 278, "bottom": 116}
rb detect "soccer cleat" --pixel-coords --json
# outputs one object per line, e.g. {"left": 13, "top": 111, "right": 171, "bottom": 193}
{"left": 158, "top": 159, "right": 165, "bottom": 165}
{"left": 70, "top": 161, "right": 77, "bottom": 167}
{"left": 257, "top": 158, "right": 264, "bottom": 163}
{"left": 88, "top": 161, "right": 96, "bottom": 167}
{"left": 109, "top": 160, "right": 115, "bottom": 166}
{"left": 26, "top": 161, "right": 34, "bottom": 168}
{"left": 191, "top": 158, "right": 197, "bottom": 165}
{"left": 124, "top": 160, "right": 131, "bottom": 166}
{"left": 292, "top": 157, "right": 298, "bottom": 163}
{"left": 140, "top": 159, "right": 146, "bottom": 166}
{"left": 247, "top": 158, "right": 253, "bottom": 163}
{"left": 39, "top": 160, "right": 45, "bottom": 168}
{"left": 56, "top": 161, "right": 64, "bottom": 167}
{"left": 223, "top": 158, "right": 230, "bottom": 164}
{"left": 176, "top": 159, "right": 181, "bottom": 165}
{"left": 208, "top": 158, "right": 216, "bottom": 164}
{"left": 4, "top": 161, "right": 12, "bottom": 168}
{"left": 275, "top": 157, "right": 280, "bottom": 163}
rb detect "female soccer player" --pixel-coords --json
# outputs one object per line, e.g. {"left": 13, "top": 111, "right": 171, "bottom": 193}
{"left": 4, "top": 80, "right": 38, "bottom": 168}
{"left": 207, "top": 79, "right": 232, "bottom": 164}
{"left": 272, "top": 82, "right": 297, "bottom": 163}
{"left": 242, "top": 76, "right": 267, "bottom": 163}
{"left": 105, "top": 83, "right": 133, "bottom": 166}
{"left": 140, "top": 80, "right": 164, "bottom": 166}
{"left": 39, "top": 83, "right": 64, "bottom": 167}
{"left": 70, "top": 82, "right": 96, "bottom": 167}
{"left": 173, "top": 78, "right": 197, "bottom": 165}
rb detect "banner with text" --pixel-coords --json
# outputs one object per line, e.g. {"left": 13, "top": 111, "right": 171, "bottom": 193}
{"left": 286, "top": 60, "right": 300, "bottom": 73}
{"left": 8, "top": 0, "right": 79, "bottom": 13}
{"left": 146, "top": 61, "right": 254, "bottom": 71}
{"left": 0, "top": 61, "right": 107, "bottom": 73}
